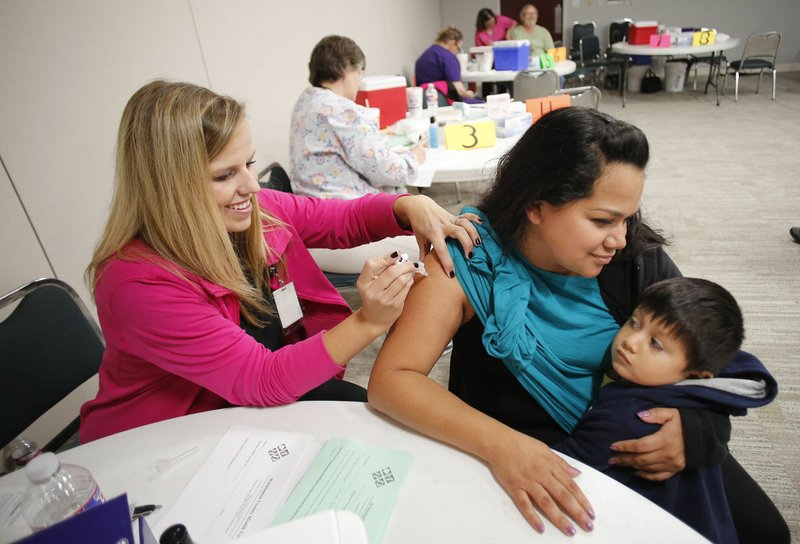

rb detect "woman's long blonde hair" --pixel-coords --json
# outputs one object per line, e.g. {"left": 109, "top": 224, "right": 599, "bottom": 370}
{"left": 86, "top": 80, "right": 275, "bottom": 324}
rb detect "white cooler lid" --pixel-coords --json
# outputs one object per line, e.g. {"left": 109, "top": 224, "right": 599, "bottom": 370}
{"left": 632, "top": 21, "right": 658, "bottom": 28}
{"left": 493, "top": 40, "right": 530, "bottom": 48}
{"left": 358, "top": 75, "right": 407, "bottom": 91}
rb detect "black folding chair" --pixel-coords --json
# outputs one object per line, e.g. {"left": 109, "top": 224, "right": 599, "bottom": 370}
{"left": 0, "top": 279, "right": 104, "bottom": 451}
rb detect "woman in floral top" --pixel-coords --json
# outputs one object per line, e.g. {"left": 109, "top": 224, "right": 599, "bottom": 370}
{"left": 290, "top": 35, "right": 425, "bottom": 200}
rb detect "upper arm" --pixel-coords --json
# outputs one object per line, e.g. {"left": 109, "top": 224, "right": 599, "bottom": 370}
{"left": 443, "top": 54, "right": 462, "bottom": 82}
{"left": 370, "top": 252, "right": 470, "bottom": 389}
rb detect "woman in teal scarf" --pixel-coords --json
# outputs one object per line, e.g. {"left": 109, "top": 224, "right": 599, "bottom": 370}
{"left": 369, "top": 108, "right": 787, "bottom": 542}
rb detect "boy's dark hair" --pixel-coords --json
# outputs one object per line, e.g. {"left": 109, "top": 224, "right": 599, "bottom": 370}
{"left": 638, "top": 277, "right": 744, "bottom": 375}
{"left": 308, "top": 35, "right": 365, "bottom": 87}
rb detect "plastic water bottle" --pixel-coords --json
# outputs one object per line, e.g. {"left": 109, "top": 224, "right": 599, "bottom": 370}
{"left": 2, "top": 436, "right": 41, "bottom": 473}
{"left": 21, "top": 452, "right": 105, "bottom": 531}
{"left": 425, "top": 83, "right": 438, "bottom": 117}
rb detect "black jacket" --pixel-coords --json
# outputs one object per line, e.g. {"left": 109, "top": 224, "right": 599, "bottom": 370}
{"left": 449, "top": 245, "right": 731, "bottom": 467}
{"left": 554, "top": 350, "right": 777, "bottom": 543}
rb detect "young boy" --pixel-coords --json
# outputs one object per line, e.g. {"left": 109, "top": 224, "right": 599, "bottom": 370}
{"left": 554, "top": 277, "right": 777, "bottom": 544}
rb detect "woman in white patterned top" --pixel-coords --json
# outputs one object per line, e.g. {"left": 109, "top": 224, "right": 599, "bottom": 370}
{"left": 290, "top": 35, "right": 425, "bottom": 200}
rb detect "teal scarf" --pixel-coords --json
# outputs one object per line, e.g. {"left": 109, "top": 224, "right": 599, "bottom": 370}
{"left": 448, "top": 207, "right": 616, "bottom": 432}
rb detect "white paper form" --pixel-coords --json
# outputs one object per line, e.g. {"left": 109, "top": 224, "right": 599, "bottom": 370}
{"left": 0, "top": 488, "right": 24, "bottom": 528}
{"left": 0, "top": 488, "right": 27, "bottom": 544}
{"left": 153, "top": 425, "right": 318, "bottom": 543}
{"left": 271, "top": 438, "right": 413, "bottom": 544}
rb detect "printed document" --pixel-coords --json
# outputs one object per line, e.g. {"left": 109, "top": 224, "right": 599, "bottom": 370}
{"left": 271, "top": 438, "right": 413, "bottom": 544}
{"left": 153, "top": 425, "right": 317, "bottom": 542}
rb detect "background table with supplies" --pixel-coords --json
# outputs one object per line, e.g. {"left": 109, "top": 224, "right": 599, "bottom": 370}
{"left": 611, "top": 33, "right": 740, "bottom": 106}
{"left": 0, "top": 401, "right": 708, "bottom": 543}
{"left": 461, "top": 59, "right": 577, "bottom": 95}
{"left": 407, "top": 133, "right": 519, "bottom": 201}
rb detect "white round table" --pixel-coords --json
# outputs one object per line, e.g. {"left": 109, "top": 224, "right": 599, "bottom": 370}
{"left": 611, "top": 33, "right": 740, "bottom": 106}
{"left": 461, "top": 60, "right": 577, "bottom": 97}
{"left": 0, "top": 402, "right": 707, "bottom": 543}
{"left": 407, "top": 133, "right": 519, "bottom": 200}
{"left": 461, "top": 59, "right": 577, "bottom": 84}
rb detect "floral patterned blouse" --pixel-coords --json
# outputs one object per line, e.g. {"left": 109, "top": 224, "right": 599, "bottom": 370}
{"left": 289, "top": 87, "right": 418, "bottom": 199}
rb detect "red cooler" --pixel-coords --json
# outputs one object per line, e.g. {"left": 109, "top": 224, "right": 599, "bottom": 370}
{"left": 355, "top": 75, "right": 407, "bottom": 129}
{"left": 628, "top": 21, "right": 659, "bottom": 45}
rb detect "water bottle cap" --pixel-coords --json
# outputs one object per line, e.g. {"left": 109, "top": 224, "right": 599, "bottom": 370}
{"left": 24, "top": 452, "right": 59, "bottom": 483}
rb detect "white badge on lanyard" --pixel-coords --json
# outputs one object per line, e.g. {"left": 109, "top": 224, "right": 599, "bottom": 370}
{"left": 273, "top": 282, "right": 303, "bottom": 330}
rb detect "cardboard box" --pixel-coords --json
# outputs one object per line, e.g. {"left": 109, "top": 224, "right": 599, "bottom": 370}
{"left": 493, "top": 40, "right": 529, "bottom": 70}
{"left": 354, "top": 75, "right": 407, "bottom": 129}
{"left": 628, "top": 21, "right": 658, "bottom": 45}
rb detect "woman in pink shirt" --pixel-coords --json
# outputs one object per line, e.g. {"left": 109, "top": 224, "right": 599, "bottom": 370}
{"left": 475, "top": 8, "right": 517, "bottom": 46}
{"left": 79, "top": 80, "right": 478, "bottom": 442}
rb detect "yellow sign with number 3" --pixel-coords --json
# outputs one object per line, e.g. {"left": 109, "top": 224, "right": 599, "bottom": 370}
{"left": 692, "top": 29, "right": 716, "bottom": 46}
{"left": 444, "top": 119, "right": 497, "bottom": 150}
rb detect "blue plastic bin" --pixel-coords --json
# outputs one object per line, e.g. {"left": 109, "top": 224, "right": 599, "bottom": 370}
{"left": 493, "top": 40, "right": 529, "bottom": 70}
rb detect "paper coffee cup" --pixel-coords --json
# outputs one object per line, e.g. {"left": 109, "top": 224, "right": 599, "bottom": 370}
{"left": 406, "top": 86, "right": 423, "bottom": 118}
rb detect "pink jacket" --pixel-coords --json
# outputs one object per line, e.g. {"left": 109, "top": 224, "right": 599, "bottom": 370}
{"left": 80, "top": 190, "right": 409, "bottom": 442}
{"left": 475, "top": 14, "right": 516, "bottom": 46}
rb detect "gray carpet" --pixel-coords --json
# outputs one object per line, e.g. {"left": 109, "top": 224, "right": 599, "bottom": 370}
{"left": 344, "top": 71, "right": 800, "bottom": 540}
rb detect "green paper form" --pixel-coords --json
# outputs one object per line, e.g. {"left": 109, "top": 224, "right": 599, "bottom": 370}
{"left": 271, "top": 438, "right": 413, "bottom": 544}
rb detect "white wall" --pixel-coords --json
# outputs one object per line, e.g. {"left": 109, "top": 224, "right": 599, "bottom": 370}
{"left": 0, "top": 164, "right": 54, "bottom": 298}
{"left": 563, "top": 0, "right": 800, "bottom": 66}
{"left": 0, "top": 0, "right": 442, "bottom": 308}
{"left": 441, "top": 0, "right": 500, "bottom": 50}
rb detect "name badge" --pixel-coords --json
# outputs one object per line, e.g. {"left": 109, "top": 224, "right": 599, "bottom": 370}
{"left": 273, "top": 282, "right": 303, "bottom": 330}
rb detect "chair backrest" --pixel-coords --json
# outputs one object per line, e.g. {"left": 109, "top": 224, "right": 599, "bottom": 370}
{"left": 741, "top": 31, "right": 781, "bottom": 67}
{"left": 609, "top": 19, "right": 632, "bottom": 45}
{"left": 258, "top": 161, "right": 293, "bottom": 193}
{"left": 571, "top": 21, "right": 597, "bottom": 51}
{"left": 512, "top": 70, "right": 559, "bottom": 101}
{"left": 0, "top": 279, "right": 104, "bottom": 451}
{"left": 578, "top": 36, "right": 602, "bottom": 64}
{"left": 556, "top": 86, "right": 602, "bottom": 109}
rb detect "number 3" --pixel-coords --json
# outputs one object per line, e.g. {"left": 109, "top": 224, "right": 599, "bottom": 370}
{"left": 463, "top": 124, "right": 478, "bottom": 149}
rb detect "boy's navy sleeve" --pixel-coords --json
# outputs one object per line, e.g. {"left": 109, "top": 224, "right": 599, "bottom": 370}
{"left": 553, "top": 400, "right": 660, "bottom": 484}
{"left": 681, "top": 408, "right": 731, "bottom": 468}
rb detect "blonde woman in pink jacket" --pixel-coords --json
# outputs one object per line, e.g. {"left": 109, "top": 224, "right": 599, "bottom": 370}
{"left": 80, "top": 80, "right": 478, "bottom": 442}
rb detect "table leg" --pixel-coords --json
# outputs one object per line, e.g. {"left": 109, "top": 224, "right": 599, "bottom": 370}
{"left": 703, "top": 51, "right": 716, "bottom": 96}
{"left": 622, "top": 57, "right": 628, "bottom": 107}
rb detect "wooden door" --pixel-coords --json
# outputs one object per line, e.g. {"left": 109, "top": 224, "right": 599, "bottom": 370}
{"left": 500, "top": 0, "right": 563, "bottom": 44}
